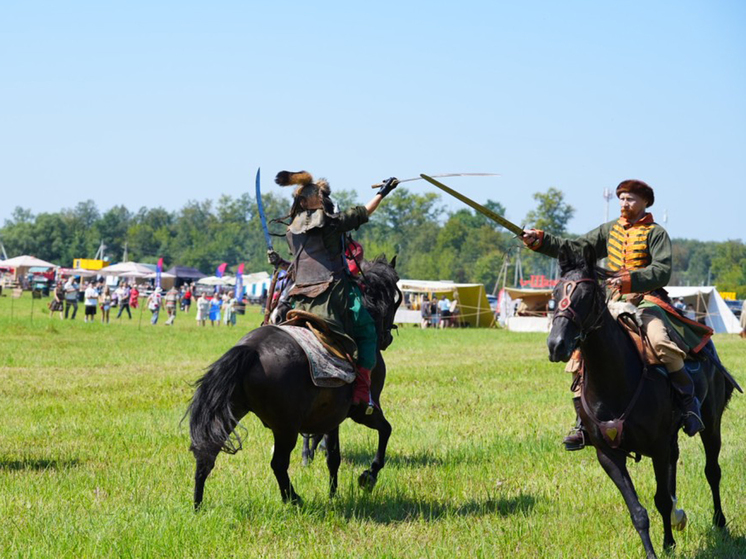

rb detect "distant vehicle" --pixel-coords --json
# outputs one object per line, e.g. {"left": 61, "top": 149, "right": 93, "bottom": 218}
{"left": 487, "top": 294, "right": 498, "bottom": 312}
{"left": 724, "top": 299, "right": 743, "bottom": 319}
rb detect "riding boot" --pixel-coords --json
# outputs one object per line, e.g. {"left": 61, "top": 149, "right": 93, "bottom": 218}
{"left": 352, "top": 365, "right": 374, "bottom": 415}
{"left": 562, "top": 397, "right": 589, "bottom": 451}
{"left": 669, "top": 367, "right": 705, "bottom": 436}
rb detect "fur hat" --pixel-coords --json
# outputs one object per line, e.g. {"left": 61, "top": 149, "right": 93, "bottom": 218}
{"left": 616, "top": 179, "right": 654, "bottom": 207}
{"left": 275, "top": 170, "right": 330, "bottom": 199}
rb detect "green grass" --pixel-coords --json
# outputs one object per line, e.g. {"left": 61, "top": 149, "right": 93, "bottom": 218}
{"left": 1, "top": 294, "right": 745, "bottom": 558}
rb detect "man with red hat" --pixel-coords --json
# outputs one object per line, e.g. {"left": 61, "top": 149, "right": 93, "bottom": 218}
{"left": 522, "top": 179, "right": 708, "bottom": 450}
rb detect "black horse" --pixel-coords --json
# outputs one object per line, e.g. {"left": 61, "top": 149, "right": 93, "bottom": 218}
{"left": 187, "top": 256, "right": 401, "bottom": 509}
{"left": 547, "top": 245, "right": 736, "bottom": 559}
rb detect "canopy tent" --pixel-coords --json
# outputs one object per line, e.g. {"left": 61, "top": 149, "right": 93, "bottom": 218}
{"left": 0, "top": 255, "right": 58, "bottom": 283}
{"left": 99, "top": 261, "right": 153, "bottom": 276}
{"left": 500, "top": 287, "right": 553, "bottom": 332}
{"left": 0, "top": 255, "right": 57, "bottom": 268}
{"left": 57, "top": 267, "right": 99, "bottom": 278}
{"left": 166, "top": 265, "right": 206, "bottom": 279}
{"left": 198, "top": 275, "right": 231, "bottom": 286}
{"left": 666, "top": 286, "right": 741, "bottom": 334}
{"left": 396, "top": 279, "right": 493, "bottom": 327}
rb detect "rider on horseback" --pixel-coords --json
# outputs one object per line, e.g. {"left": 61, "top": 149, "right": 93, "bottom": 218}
{"left": 522, "top": 179, "right": 707, "bottom": 449}
{"left": 267, "top": 171, "right": 399, "bottom": 414}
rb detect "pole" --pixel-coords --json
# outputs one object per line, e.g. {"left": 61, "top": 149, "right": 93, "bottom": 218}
{"left": 137, "top": 292, "right": 144, "bottom": 330}
{"left": 262, "top": 268, "right": 280, "bottom": 326}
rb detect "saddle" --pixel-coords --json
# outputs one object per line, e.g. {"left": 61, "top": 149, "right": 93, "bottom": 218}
{"left": 281, "top": 309, "right": 355, "bottom": 365}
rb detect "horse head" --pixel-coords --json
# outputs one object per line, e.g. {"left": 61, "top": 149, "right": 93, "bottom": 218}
{"left": 360, "top": 255, "right": 402, "bottom": 351}
{"left": 547, "top": 243, "right": 605, "bottom": 362}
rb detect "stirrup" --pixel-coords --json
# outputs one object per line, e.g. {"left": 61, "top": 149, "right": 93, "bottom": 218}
{"left": 563, "top": 428, "right": 587, "bottom": 451}
{"left": 682, "top": 412, "right": 705, "bottom": 436}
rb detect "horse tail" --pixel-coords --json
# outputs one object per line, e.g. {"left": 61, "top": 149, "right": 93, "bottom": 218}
{"left": 187, "top": 344, "right": 256, "bottom": 456}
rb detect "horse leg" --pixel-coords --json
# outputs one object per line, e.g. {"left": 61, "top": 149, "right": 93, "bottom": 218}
{"left": 324, "top": 428, "right": 341, "bottom": 498}
{"left": 349, "top": 406, "right": 392, "bottom": 492}
{"left": 302, "top": 434, "right": 313, "bottom": 467}
{"left": 667, "top": 437, "right": 688, "bottom": 531}
{"left": 700, "top": 408, "right": 727, "bottom": 528}
{"left": 596, "top": 448, "right": 658, "bottom": 559}
{"left": 193, "top": 447, "right": 219, "bottom": 511}
{"left": 271, "top": 430, "right": 302, "bottom": 505}
{"left": 651, "top": 449, "right": 676, "bottom": 550}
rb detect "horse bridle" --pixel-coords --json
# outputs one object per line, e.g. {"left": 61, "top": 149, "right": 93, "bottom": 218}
{"left": 552, "top": 278, "right": 606, "bottom": 338}
{"left": 379, "top": 286, "right": 402, "bottom": 350}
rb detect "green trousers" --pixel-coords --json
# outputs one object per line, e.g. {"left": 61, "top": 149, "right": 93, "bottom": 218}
{"left": 289, "top": 279, "right": 377, "bottom": 370}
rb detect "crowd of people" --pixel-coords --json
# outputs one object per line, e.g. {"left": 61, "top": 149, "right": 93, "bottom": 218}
{"left": 418, "top": 294, "right": 461, "bottom": 329}
{"left": 45, "top": 279, "right": 242, "bottom": 327}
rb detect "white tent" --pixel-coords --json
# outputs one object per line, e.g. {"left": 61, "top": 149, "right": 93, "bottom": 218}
{"left": 99, "top": 262, "right": 153, "bottom": 276}
{"left": 666, "top": 286, "right": 740, "bottom": 334}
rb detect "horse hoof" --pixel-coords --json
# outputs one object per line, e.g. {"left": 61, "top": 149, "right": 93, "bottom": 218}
{"left": 358, "top": 470, "right": 377, "bottom": 492}
{"left": 672, "top": 508, "right": 687, "bottom": 531}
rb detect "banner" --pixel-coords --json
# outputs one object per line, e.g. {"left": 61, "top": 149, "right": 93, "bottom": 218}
{"left": 215, "top": 262, "right": 227, "bottom": 294}
{"left": 155, "top": 257, "right": 163, "bottom": 289}
{"left": 235, "top": 263, "right": 244, "bottom": 300}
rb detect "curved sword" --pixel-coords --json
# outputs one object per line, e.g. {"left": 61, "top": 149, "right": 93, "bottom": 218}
{"left": 371, "top": 172, "right": 499, "bottom": 188}
{"left": 420, "top": 174, "right": 525, "bottom": 237}
{"left": 255, "top": 167, "right": 273, "bottom": 251}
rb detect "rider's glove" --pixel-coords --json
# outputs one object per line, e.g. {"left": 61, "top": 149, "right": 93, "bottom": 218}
{"left": 267, "top": 249, "right": 282, "bottom": 266}
{"left": 377, "top": 177, "right": 399, "bottom": 198}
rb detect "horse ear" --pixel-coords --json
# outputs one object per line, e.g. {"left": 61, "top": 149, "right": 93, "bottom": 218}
{"left": 558, "top": 245, "right": 573, "bottom": 275}
{"left": 390, "top": 255, "right": 397, "bottom": 269}
{"left": 581, "top": 242, "right": 597, "bottom": 272}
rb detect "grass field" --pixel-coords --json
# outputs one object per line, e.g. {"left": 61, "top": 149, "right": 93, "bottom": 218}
{"left": 1, "top": 294, "right": 745, "bottom": 558}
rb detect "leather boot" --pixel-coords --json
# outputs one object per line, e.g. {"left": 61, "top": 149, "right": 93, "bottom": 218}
{"left": 352, "top": 365, "right": 374, "bottom": 415}
{"left": 669, "top": 367, "right": 705, "bottom": 436}
{"left": 562, "top": 397, "right": 589, "bottom": 451}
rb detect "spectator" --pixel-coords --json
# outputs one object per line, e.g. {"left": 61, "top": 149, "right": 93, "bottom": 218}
{"left": 147, "top": 287, "right": 162, "bottom": 325}
{"left": 63, "top": 276, "right": 79, "bottom": 320}
{"left": 209, "top": 294, "right": 222, "bottom": 326}
{"left": 182, "top": 285, "right": 193, "bottom": 313}
{"left": 84, "top": 282, "right": 99, "bottom": 323}
{"left": 222, "top": 293, "right": 232, "bottom": 326}
{"left": 99, "top": 285, "right": 112, "bottom": 324}
{"left": 164, "top": 286, "right": 179, "bottom": 325}
{"left": 129, "top": 284, "right": 140, "bottom": 310}
{"left": 196, "top": 293, "right": 209, "bottom": 327}
{"left": 740, "top": 299, "right": 746, "bottom": 339}
{"left": 449, "top": 294, "right": 460, "bottom": 328}
{"left": 438, "top": 295, "right": 451, "bottom": 329}
{"left": 420, "top": 295, "right": 431, "bottom": 329}
{"left": 116, "top": 283, "right": 132, "bottom": 319}
{"left": 430, "top": 297, "right": 440, "bottom": 328}
{"left": 49, "top": 280, "right": 64, "bottom": 319}
{"left": 674, "top": 297, "right": 686, "bottom": 312}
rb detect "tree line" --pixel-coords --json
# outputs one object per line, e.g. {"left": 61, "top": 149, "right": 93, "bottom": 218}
{"left": 2, "top": 188, "right": 745, "bottom": 297}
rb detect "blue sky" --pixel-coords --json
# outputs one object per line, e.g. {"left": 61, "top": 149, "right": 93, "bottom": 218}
{"left": 1, "top": 1, "right": 744, "bottom": 241}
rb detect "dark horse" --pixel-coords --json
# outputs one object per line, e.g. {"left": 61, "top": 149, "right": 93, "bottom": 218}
{"left": 187, "top": 256, "right": 401, "bottom": 509}
{"left": 547, "top": 244, "right": 736, "bottom": 559}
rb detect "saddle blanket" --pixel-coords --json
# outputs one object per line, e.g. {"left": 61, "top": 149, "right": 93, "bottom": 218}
{"left": 274, "top": 325, "right": 356, "bottom": 388}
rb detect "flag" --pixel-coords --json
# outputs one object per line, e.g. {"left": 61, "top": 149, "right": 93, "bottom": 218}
{"left": 155, "top": 257, "right": 163, "bottom": 289}
{"left": 235, "top": 263, "right": 244, "bottom": 300}
{"left": 215, "top": 262, "right": 227, "bottom": 294}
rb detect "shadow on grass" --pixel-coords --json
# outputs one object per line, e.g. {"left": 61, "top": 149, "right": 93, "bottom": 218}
{"left": 686, "top": 526, "right": 746, "bottom": 559}
{"left": 338, "top": 449, "right": 444, "bottom": 468}
{"left": 233, "top": 493, "right": 537, "bottom": 525}
{"left": 0, "top": 457, "right": 80, "bottom": 471}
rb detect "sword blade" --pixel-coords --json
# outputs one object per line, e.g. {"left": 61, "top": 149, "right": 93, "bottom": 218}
{"left": 371, "top": 173, "right": 499, "bottom": 188}
{"left": 255, "top": 168, "right": 273, "bottom": 251}
{"left": 420, "top": 174, "right": 524, "bottom": 236}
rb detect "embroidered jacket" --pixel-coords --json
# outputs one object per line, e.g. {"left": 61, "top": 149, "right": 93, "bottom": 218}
{"left": 531, "top": 213, "right": 672, "bottom": 294}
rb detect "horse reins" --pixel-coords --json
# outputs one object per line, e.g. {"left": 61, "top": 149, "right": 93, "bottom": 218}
{"left": 553, "top": 276, "right": 650, "bottom": 451}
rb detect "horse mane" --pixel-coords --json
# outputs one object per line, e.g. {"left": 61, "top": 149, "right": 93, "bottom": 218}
{"left": 359, "top": 255, "right": 399, "bottom": 323}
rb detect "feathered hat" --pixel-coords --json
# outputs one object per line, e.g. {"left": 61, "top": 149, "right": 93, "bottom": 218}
{"left": 616, "top": 179, "right": 654, "bottom": 207}
{"left": 275, "top": 171, "right": 330, "bottom": 199}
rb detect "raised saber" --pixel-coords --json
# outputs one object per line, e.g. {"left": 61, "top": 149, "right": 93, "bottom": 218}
{"left": 255, "top": 167, "right": 280, "bottom": 325}
{"left": 420, "top": 173, "right": 525, "bottom": 237}
{"left": 371, "top": 173, "right": 500, "bottom": 188}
